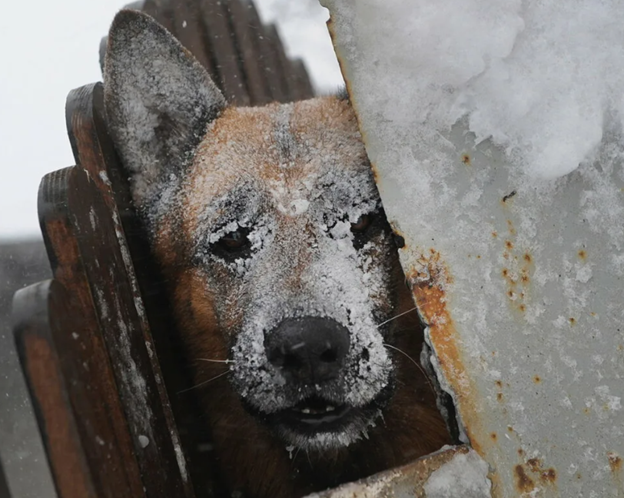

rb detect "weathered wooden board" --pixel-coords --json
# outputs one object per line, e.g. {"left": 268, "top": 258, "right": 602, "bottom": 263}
{"left": 14, "top": 83, "right": 197, "bottom": 498}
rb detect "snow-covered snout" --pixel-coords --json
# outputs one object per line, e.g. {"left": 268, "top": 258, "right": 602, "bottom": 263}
{"left": 220, "top": 168, "right": 398, "bottom": 450}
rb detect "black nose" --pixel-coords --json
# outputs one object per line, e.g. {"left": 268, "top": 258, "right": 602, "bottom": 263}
{"left": 265, "top": 317, "right": 350, "bottom": 385}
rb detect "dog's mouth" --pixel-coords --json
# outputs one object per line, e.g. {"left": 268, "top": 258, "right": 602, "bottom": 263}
{"left": 278, "top": 396, "right": 352, "bottom": 428}
{"left": 244, "top": 382, "right": 394, "bottom": 451}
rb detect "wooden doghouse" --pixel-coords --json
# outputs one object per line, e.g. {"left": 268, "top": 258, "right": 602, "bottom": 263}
{"left": 12, "top": 1, "right": 313, "bottom": 497}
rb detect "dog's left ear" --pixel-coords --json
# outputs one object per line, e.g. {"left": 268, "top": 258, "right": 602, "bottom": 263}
{"left": 103, "top": 9, "right": 226, "bottom": 210}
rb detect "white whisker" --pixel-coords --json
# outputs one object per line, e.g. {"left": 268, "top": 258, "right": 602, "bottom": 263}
{"left": 383, "top": 343, "right": 434, "bottom": 392}
{"left": 196, "top": 358, "right": 234, "bottom": 364}
{"left": 377, "top": 306, "right": 418, "bottom": 328}
{"left": 178, "top": 370, "right": 230, "bottom": 394}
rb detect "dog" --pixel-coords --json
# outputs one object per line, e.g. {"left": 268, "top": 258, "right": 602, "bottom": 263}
{"left": 103, "top": 9, "right": 451, "bottom": 498}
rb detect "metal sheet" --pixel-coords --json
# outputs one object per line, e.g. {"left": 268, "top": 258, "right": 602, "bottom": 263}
{"left": 307, "top": 446, "right": 490, "bottom": 498}
{"left": 322, "top": 1, "right": 624, "bottom": 496}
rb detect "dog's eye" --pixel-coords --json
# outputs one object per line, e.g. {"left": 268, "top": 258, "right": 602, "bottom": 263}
{"left": 351, "top": 214, "right": 372, "bottom": 233}
{"left": 218, "top": 228, "right": 250, "bottom": 251}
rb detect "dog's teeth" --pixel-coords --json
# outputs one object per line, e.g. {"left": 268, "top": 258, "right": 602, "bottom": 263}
{"left": 301, "top": 408, "right": 311, "bottom": 414}
{"left": 325, "top": 406, "right": 335, "bottom": 412}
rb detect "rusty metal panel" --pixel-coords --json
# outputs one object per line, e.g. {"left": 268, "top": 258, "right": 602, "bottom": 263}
{"left": 322, "top": 1, "right": 624, "bottom": 497}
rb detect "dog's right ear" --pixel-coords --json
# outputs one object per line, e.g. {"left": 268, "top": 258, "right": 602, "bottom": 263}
{"left": 103, "top": 9, "right": 225, "bottom": 211}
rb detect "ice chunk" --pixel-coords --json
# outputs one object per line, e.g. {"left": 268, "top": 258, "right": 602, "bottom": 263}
{"left": 322, "top": 0, "right": 624, "bottom": 180}
{"left": 423, "top": 449, "right": 491, "bottom": 498}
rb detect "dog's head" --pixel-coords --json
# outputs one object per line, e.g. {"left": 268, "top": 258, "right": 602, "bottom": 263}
{"left": 104, "top": 10, "right": 409, "bottom": 452}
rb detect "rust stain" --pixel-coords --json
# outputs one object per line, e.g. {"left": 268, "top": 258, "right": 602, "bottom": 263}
{"left": 569, "top": 317, "right": 577, "bottom": 326}
{"left": 608, "top": 452, "right": 623, "bottom": 495}
{"left": 407, "top": 249, "right": 487, "bottom": 459}
{"left": 490, "top": 432, "right": 498, "bottom": 441}
{"left": 492, "top": 231, "right": 498, "bottom": 238}
{"left": 522, "top": 457, "right": 558, "bottom": 486}
{"left": 499, "top": 224, "right": 534, "bottom": 314}
{"left": 507, "top": 219, "right": 517, "bottom": 236}
{"left": 527, "top": 458, "right": 542, "bottom": 473}
{"left": 495, "top": 380, "right": 503, "bottom": 388}
{"left": 608, "top": 452, "right": 622, "bottom": 473}
{"left": 578, "top": 249, "right": 587, "bottom": 260}
{"left": 461, "top": 153, "right": 471, "bottom": 165}
{"left": 533, "top": 375, "right": 541, "bottom": 384}
{"left": 514, "top": 465, "right": 535, "bottom": 493}
{"left": 497, "top": 392, "right": 504, "bottom": 401}
{"left": 518, "top": 449, "right": 525, "bottom": 457}
{"left": 541, "top": 468, "right": 557, "bottom": 483}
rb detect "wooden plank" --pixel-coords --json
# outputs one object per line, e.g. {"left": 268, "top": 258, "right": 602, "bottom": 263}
{"left": 142, "top": 0, "right": 175, "bottom": 33}
{"left": 0, "top": 460, "right": 8, "bottom": 498}
{"left": 13, "top": 280, "right": 98, "bottom": 498}
{"left": 288, "top": 58, "right": 315, "bottom": 101}
{"left": 170, "top": 0, "right": 215, "bottom": 76}
{"left": 64, "top": 82, "right": 196, "bottom": 498}
{"left": 226, "top": 0, "right": 272, "bottom": 105}
{"left": 85, "top": 78, "right": 223, "bottom": 495}
{"left": 241, "top": 3, "right": 279, "bottom": 103}
{"left": 0, "top": 459, "right": 8, "bottom": 498}
{"left": 199, "top": 0, "right": 250, "bottom": 105}
{"left": 36, "top": 166, "right": 147, "bottom": 498}
{"left": 263, "top": 23, "right": 294, "bottom": 103}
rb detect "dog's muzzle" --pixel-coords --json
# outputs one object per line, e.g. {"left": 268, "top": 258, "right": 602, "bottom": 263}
{"left": 264, "top": 316, "right": 350, "bottom": 386}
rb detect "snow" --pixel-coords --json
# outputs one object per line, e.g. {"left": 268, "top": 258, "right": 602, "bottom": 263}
{"left": 423, "top": 449, "right": 491, "bottom": 498}
{"left": 321, "top": 0, "right": 624, "bottom": 180}
{"left": 138, "top": 435, "right": 150, "bottom": 448}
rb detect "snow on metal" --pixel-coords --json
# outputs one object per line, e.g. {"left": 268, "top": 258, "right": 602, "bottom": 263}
{"left": 307, "top": 446, "right": 490, "bottom": 498}
{"left": 322, "top": 1, "right": 624, "bottom": 496}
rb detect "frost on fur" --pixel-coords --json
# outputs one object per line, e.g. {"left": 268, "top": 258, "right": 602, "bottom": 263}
{"left": 103, "top": 9, "right": 225, "bottom": 221}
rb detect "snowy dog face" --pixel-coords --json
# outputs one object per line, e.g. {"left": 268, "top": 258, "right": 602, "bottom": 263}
{"left": 182, "top": 102, "right": 398, "bottom": 450}
{"left": 104, "top": 10, "right": 401, "bottom": 452}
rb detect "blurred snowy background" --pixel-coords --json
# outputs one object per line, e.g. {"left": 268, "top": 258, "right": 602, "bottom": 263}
{"left": 0, "top": 1, "right": 342, "bottom": 496}
{"left": 0, "top": 0, "right": 342, "bottom": 240}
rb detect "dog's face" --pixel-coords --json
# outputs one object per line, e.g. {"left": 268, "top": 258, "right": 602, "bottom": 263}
{"left": 182, "top": 102, "right": 398, "bottom": 450}
{"left": 104, "top": 11, "right": 405, "bottom": 453}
